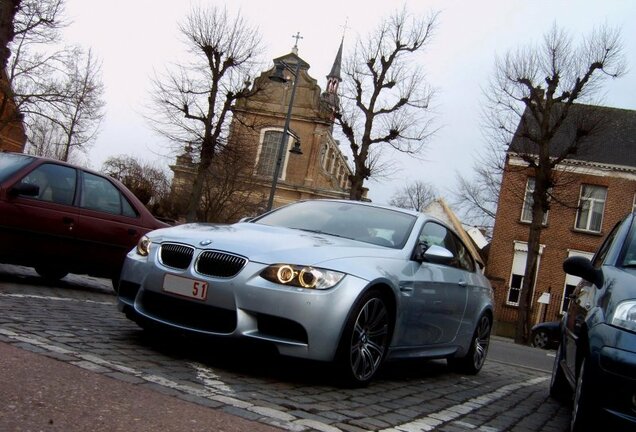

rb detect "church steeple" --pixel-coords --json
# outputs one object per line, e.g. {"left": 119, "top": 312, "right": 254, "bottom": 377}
{"left": 326, "top": 37, "right": 343, "bottom": 95}
{"left": 320, "top": 38, "right": 343, "bottom": 119}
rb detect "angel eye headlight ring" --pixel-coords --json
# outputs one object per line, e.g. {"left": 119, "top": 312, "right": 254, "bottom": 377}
{"left": 276, "top": 265, "right": 296, "bottom": 284}
{"left": 261, "top": 264, "right": 344, "bottom": 289}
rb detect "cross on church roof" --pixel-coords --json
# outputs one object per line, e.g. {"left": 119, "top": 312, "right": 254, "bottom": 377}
{"left": 340, "top": 18, "right": 350, "bottom": 39}
{"left": 292, "top": 31, "right": 303, "bottom": 49}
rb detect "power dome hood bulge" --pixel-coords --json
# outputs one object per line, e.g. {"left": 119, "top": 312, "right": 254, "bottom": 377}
{"left": 147, "top": 222, "right": 403, "bottom": 266}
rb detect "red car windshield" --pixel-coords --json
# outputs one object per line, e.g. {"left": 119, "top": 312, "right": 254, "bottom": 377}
{"left": 0, "top": 153, "right": 35, "bottom": 182}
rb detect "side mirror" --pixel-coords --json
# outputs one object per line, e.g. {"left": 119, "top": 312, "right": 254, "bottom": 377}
{"left": 414, "top": 242, "right": 454, "bottom": 265}
{"left": 8, "top": 182, "right": 39, "bottom": 197}
{"left": 563, "top": 256, "right": 603, "bottom": 287}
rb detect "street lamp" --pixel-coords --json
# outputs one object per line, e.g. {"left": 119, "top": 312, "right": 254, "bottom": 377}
{"left": 266, "top": 57, "right": 303, "bottom": 211}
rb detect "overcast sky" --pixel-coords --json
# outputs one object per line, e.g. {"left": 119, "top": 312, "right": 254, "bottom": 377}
{"left": 61, "top": 0, "right": 636, "bottom": 205}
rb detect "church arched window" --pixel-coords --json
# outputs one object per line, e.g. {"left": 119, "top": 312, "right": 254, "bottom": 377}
{"left": 256, "top": 129, "right": 286, "bottom": 179}
{"left": 320, "top": 144, "right": 328, "bottom": 169}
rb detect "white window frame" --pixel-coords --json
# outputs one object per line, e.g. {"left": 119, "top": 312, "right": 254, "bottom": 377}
{"left": 506, "top": 241, "right": 545, "bottom": 306}
{"left": 254, "top": 128, "right": 293, "bottom": 180}
{"left": 574, "top": 184, "right": 607, "bottom": 233}
{"left": 520, "top": 177, "right": 548, "bottom": 225}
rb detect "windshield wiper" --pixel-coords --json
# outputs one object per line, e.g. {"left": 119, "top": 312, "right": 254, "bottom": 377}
{"left": 297, "top": 228, "right": 348, "bottom": 239}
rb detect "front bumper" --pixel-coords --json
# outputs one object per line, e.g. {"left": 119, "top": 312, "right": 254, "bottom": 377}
{"left": 117, "top": 248, "right": 370, "bottom": 362}
{"left": 589, "top": 323, "right": 636, "bottom": 425}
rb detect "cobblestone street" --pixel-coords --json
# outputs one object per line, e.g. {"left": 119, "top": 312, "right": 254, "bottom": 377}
{"left": 0, "top": 266, "right": 571, "bottom": 431}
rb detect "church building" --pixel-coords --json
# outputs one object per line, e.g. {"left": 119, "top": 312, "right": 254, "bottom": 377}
{"left": 170, "top": 39, "right": 354, "bottom": 221}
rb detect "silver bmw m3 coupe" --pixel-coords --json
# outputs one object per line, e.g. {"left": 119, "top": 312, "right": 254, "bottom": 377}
{"left": 117, "top": 199, "right": 493, "bottom": 385}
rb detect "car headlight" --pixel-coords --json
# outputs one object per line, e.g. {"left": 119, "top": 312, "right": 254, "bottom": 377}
{"left": 611, "top": 300, "right": 636, "bottom": 332}
{"left": 260, "top": 264, "right": 344, "bottom": 289}
{"left": 136, "top": 235, "right": 151, "bottom": 256}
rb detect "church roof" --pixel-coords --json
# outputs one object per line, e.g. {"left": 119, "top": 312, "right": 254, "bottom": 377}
{"left": 272, "top": 52, "right": 310, "bottom": 71}
{"left": 327, "top": 38, "right": 343, "bottom": 81}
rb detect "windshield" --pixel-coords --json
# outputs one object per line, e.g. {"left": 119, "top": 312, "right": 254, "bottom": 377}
{"left": 254, "top": 200, "right": 417, "bottom": 249}
{"left": 621, "top": 217, "right": 636, "bottom": 267}
{"left": 0, "top": 153, "right": 35, "bottom": 183}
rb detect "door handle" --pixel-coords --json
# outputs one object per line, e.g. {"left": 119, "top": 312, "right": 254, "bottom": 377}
{"left": 458, "top": 280, "right": 467, "bottom": 287}
{"left": 62, "top": 217, "right": 74, "bottom": 231}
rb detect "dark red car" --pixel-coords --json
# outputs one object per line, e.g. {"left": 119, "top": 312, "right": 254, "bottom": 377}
{"left": 0, "top": 152, "right": 168, "bottom": 288}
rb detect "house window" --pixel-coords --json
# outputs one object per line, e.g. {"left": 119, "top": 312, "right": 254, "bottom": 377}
{"left": 562, "top": 250, "right": 594, "bottom": 313}
{"left": 520, "top": 177, "right": 548, "bottom": 225}
{"left": 506, "top": 241, "right": 544, "bottom": 306}
{"left": 508, "top": 274, "right": 523, "bottom": 305}
{"left": 256, "top": 130, "right": 286, "bottom": 179}
{"left": 575, "top": 185, "right": 607, "bottom": 233}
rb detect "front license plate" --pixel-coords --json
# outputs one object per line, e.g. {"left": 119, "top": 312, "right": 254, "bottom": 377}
{"left": 163, "top": 274, "right": 208, "bottom": 301}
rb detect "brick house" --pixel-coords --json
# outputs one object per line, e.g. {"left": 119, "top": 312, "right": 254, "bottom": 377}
{"left": 0, "top": 69, "right": 26, "bottom": 152}
{"left": 169, "top": 41, "right": 356, "bottom": 220}
{"left": 487, "top": 104, "right": 636, "bottom": 337}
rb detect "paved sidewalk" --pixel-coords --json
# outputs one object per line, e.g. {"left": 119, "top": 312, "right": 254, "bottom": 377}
{"left": 0, "top": 341, "right": 281, "bottom": 432}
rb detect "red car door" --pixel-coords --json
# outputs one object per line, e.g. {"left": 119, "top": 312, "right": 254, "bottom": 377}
{"left": 74, "top": 171, "right": 150, "bottom": 279}
{"left": 0, "top": 162, "right": 79, "bottom": 268}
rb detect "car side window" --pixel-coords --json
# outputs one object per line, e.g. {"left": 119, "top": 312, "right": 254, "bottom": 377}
{"left": 19, "top": 163, "right": 76, "bottom": 206}
{"left": 592, "top": 221, "right": 621, "bottom": 268}
{"left": 80, "top": 172, "right": 138, "bottom": 217}
{"left": 419, "top": 222, "right": 458, "bottom": 265}
{"left": 450, "top": 233, "right": 475, "bottom": 272}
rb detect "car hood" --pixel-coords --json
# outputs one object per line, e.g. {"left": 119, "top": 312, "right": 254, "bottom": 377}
{"left": 148, "top": 222, "right": 404, "bottom": 266}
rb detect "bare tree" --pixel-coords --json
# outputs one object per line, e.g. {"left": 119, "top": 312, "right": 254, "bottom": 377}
{"left": 335, "top": 7, "right": 438, "bottom": 200}
{"left": 55, "top": 49, "right": 104, "bottom": 160}
{"left": 0, "top": 0, "right": 21, "bottom": 71}
{"left": 199, "top": 143, "right": 266, "bottom": 223}
{"left": 23, "top": 48, "right": 104, "bottom": 160}
{"left": 3, "top": 0, "right": 104, "bottom": 159}
{"left": 485, "top": 24, "right": 625, "bottom": 344}
{"left": 452, "top": 148, "right": 502, "bottom": 236}
{"left": 23, "top": 114, "right": 65, "bottom": 158}
{"left": 147, "top": 5, "right": 263, "bottom": 222}
{"left": 102, "top": 155, "right": 171, "bottom": 214}
{"left": 6, "top": 0, "right": 68, "bottom": 119}
{"left": 389, "top": 179, "right": 437, "bottom": 212}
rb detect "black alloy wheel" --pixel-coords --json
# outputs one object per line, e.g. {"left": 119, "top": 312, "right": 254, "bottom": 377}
{"left": 449, "top": 314, "right": 491, "bottom": 374}
{"left": 338, "top": 289, "right": 391, "bottom": 386}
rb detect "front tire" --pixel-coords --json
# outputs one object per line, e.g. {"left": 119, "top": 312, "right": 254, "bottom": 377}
{"left": 337, "top": 289, "right": 391, "bottom": 386}
{"left": 549, "top": 342, "right": 570, "bottom": 402}
{"left": 571, "top": 357, "right": 598, "bottom": 432}
{"left": 448, "top": 314, "right": 491, "bottom": 374}
{"left": 35, "top": 265, "right": 69, "bottom": 281}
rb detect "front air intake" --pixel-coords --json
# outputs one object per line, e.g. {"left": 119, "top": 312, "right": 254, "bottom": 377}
{"left": 196, "top": 251, "right": 247, "bottom": 278}
{"left": 159, "top": 243, "right": 194, "bottom": 269}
